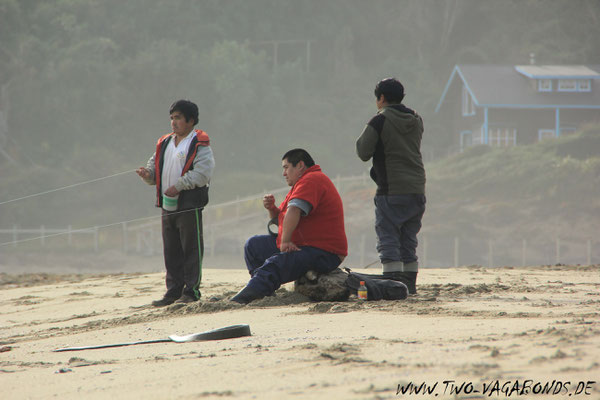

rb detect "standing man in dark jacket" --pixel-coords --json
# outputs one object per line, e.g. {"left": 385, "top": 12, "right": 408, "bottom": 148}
{"left": 136, "top": 99, "right": 215, "bottom": 306}
{"left": 356, "top": 78, "right": 426, "bottom": 294}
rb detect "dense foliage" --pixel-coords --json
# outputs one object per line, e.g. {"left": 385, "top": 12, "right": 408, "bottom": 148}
{"left": 0, "top": 0, "right": 599, "bottom": 227}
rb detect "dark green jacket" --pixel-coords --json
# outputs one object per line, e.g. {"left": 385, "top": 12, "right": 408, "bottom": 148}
{"left": 356, "top": 104, "right": 425, "bottom": 195}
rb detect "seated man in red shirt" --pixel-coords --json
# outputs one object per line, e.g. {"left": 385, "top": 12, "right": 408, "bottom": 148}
{"left": 231, "top": 148, "right": 348, "bottom": 304}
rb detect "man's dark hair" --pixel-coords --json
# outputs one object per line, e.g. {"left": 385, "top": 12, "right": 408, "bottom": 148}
{"left": 169, "top": 99, "right": 199, "bottom": 125}
{"left": 374, "top": 78, "right": 405, "bottom": 104}
{"left": 282, "top": 148, "right": 315, "bottom": 168}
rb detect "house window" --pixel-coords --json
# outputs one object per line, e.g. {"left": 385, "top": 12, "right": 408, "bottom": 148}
{"left": 488, "top": 128, "right": 516, "bottom": 147}
{"left": 558, "top": 79, "right": 577, "bottom": 92}
{"left": 578, "top": 79, "right": 591, "bottom": 92}
{"left": 462, "top": 85, "right": 475, "bottom": 116}
{"left": 538, "top": 79, "right": 552, "bottom": 92}
{"left": 538, "top": 129, "right": 556, "bottom": 141}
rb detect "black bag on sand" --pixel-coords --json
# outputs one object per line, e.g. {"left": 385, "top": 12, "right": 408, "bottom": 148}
{"left": 294, "top": 267, "right": 408, "bottom": 301}
{"left": 344, "top": 268, "right": 408, "bottom": 301}
{"left": 294, "top": 268, "right": 350, "bottom": 301}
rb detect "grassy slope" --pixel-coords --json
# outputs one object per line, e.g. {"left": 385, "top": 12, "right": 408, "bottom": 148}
{"left": 342, "top": 126, "right": 600, "bottom": 266}
{"left": 423, "top": 125, "right": 600, "bottom": 244}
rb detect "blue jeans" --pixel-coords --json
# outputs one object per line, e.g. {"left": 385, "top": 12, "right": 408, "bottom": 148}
{"left": 374, "top": 194, "right": 426, "bottom": 267}
{"left": 243, "top": 235, "right": 342, "bottom": 296}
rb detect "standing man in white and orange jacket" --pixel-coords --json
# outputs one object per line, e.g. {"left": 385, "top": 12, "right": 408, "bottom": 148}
{"left": 137, "top": 99, "right": 215, "bottom": 306}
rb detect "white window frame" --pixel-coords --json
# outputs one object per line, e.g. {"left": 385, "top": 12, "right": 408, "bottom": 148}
{"left": 577, "top": 79, "right": 591, "bottom": 92}
{"left": 479, "top": 125, "right": 485, "bottom": 145}
{"left": 557, "top": 79, "right": 577, "bottom": 92}
{"left": 538, "top": 79, "right": 552, "bottom": 92}
{"left": 488, "top": 128, "right": 517, "bottom": 147}
{"left": 538, "top": 129, "right": 556, "bottom": 141}
{"left": 462, "top": 85, "right": 475, "bottom": 116}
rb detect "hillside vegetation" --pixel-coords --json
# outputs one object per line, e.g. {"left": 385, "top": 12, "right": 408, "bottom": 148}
{"left": 417, "top": 125, "right": 600, "bottom": 265}
{"left": 2, "top": 0, "right": 599, "bottom": 228}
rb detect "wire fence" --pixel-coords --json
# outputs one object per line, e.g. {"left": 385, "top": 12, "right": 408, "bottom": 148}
{"left": 418, "top": 236, "right": 597, "bottom": 268}
{"left": 1, "top": 224, "right": 596, "bottom": 269}
{"left": 1, "top": 172, "right": 597, "bottom": 270}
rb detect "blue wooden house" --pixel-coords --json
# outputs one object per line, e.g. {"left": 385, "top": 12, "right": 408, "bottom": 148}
{"left": 435, "top": 64, "right": 600, "bottom": 151}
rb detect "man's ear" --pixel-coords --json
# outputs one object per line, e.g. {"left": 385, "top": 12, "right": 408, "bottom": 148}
{"left": 297, "top": 160, "right": 306, "bottom": 170}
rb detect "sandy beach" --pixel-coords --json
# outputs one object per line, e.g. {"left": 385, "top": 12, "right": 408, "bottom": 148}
{"left": 1, "top": 265, "right": 599, "bottom": 399}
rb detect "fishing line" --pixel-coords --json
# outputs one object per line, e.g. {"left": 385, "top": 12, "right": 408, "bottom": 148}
{"left": 0, "top": 169, "right": 137, "bottom": 206}
{"left": 0, "top": 185, "right": 287, "bottom": 247}
{"left": 0, "top": 210, "right": 182, "bottom": 247}
{"left": 1, "top": 171, "right": 352, "bottom": 247}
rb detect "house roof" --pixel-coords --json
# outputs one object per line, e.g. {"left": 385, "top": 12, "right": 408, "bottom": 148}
{"left": 515, "top": 65, "right": 600, "bottom": 79}
{"left": 435, "top": 64, "right": 600, "bottom": 113}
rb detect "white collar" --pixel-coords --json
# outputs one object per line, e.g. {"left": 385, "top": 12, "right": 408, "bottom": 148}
{"left": 170, "top": 129, "right": 196, "bottom": 144}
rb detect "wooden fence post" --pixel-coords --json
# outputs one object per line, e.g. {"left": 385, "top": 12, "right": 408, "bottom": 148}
{"left": 422, "top": 236, "right": 428, "bottom": 268}
{"left": 454, "top": 237, "right": 459, "bottom": 267}
{"left": 359, "top": 234, "right": 366, "bottom": 267}
{"left": 122, "top": 222, "right": 128, "bottom": 253}
{"left": 209, "top": 227, "right": 215, "bottom": 258}
{"left": 149, "top": 228, "right": 154, "bottom": 256}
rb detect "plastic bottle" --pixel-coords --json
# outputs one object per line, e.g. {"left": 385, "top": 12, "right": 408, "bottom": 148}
{"left": 358, "top": 281, "right": 368, "bottom": 300}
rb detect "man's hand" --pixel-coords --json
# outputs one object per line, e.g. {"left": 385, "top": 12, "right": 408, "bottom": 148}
{"left": 136, "top": 167, "right": 151, "bottom": 179}
{"left": 280, "top": 241, "right": 300, "bottom": 252}
{"left": 263, "top": 194, "right": 280, "bottom": 219}
{"left": 164, "top": 186, "right": 179, "bottom": 197}
{"left": 263, "top": 194, "right": 277, "bottom": 210}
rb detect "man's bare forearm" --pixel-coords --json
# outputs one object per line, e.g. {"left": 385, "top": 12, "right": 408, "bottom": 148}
{"left": 280, "top": 206, "right": 301, "bottom": 244}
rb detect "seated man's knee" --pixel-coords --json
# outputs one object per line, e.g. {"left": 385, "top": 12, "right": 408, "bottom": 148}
{"left": 244, "top": 235, "right": 263, "bottom": 251}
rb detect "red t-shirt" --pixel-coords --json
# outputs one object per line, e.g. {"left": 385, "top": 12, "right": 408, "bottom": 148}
{"left": 276, "top": 165, "right": 348, "bottom": 256}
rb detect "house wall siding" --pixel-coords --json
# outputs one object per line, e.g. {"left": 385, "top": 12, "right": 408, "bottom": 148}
{"left": 460, "top": 108, "right": 600, "bottom": 146}
{"left": 488, "top": 109, "right": 552, "bottom": 145}
{"left": 560, "top": 109, "right": 600, "bottom": 132}
{"left": 435, "top": 65, "right": 600, "bottom": 154}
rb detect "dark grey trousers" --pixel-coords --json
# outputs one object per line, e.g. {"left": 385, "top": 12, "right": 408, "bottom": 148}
{"left": 161, "top": 208, "right": 204, "bottom": 300}
{"left": 374, "top": 194, "right": 426, "bottom": 267}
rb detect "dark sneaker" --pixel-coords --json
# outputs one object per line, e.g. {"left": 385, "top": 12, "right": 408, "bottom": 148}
{"left": 151, "top": 297, "right": 177, "bottom": 307}
{"left": 230, "top": 286, "right": 265, "bottom": 304}
{"left": 175, "top": 294, "right": 198, "bottom": 304}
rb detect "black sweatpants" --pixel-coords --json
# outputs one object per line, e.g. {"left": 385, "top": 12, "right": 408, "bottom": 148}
{"left": 161, "top": 208, "right": 204, "bottom": 300}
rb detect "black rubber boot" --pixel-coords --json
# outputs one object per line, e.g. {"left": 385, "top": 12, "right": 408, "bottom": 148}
{"left": 384, "top": 271, "right": 418, "bottom": 295}
{"left": 230, "top": 286, "right": 265, "bottom": 304}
